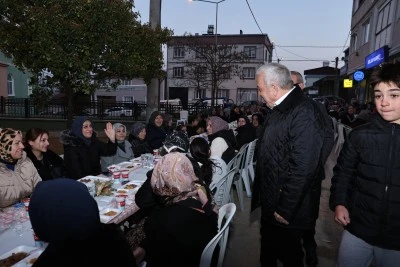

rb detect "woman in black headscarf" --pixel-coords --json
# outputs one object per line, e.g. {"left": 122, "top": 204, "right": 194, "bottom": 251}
{"left": 29, "top": 179, "right": 136, "bottom": 267}
{"left": 235, "top": 115, "right": 256, "bottom": 150}
{"left": 60, "top": 116, "right": 117, "bottom": 179}
{"left": 145, "top": 111, "right": 167, "bottom": 150}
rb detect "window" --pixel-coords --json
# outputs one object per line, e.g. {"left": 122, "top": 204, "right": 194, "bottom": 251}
{"left": 27, "top": 78, "right": 33, "bottom": 96}
{"left": 244, "top": 46, "right": 256, "bottom": 58}
{"left": 354, "top": 0, "right": 366, "bottom": 12}
{"left": 195, "top": 89, "right": 206, "bottom": 99}
{"left": 375, "top": 1, "right": 392, "bottom": 50}
{"left": 173, "top": 67, "right": 184, "bottom": 78}
{"left": 123, "top": 96, "right": 134, "bottom": 102}
{"left": 242, "top": 67, "right": 255, "bottom": 79}
{"left": 238, "top": 88, "right": 258, "bottom": 102}
{"left": 350, "top": 33, "right": 358, "bottom": 53}
{"left": 361, "top": 19, "right": 370, "bottom": 45}
{"left": 217, "top": 89, "right": 229, "bottom": 98}
{"left": 7, "top": 74, "right": 14, "bottom": 96}
{"left": 196, "top": 47, "right": 206, "bottom": 58}
{"left": 121, "top": 79, "right": 132, "bottom": 86}
{"left": 173, "top": 47, "right": 185, "bottom": 58}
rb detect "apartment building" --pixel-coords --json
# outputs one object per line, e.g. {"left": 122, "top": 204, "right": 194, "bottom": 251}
{"left": 166, "top": 29, "right": 273, "bottom": 107}
{"left": 346, "top": 0, "right": 400, "bottom": 103}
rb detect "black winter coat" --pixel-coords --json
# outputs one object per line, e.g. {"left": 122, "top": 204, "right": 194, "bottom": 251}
{"left": 330, "top": 115, "right": 400, "bottom": 250}
{"left": 235, "top": 124, "right": 256, "bottom": 150}
{"left": 252, "top": 87, "right": 326, "bottom": 229}
{"left": 25, "top": 148, "right": 66, "bottom": 181}
{"left": 60, "top": 130, "right": 117, "bottom": 179}
{"left": 129, "top": 136, "right": 153, "bottom": 158}
{"left": 145, "top": 124, "right": 167, "bottom": 150}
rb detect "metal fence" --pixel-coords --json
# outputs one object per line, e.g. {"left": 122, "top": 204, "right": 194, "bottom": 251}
{"left": 0, "top": 97, "right": 217, "bottom": 121}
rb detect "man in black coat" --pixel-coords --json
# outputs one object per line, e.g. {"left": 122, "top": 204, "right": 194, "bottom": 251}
{"left": 291, "top": 70, "right": 334, "bottom": 266}
{"left": 252, "top": 63, "right": 327, "bottom": 267}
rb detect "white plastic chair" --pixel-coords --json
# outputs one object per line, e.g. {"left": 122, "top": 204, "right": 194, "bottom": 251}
{"left": 177, "top": 110, "right": 189, "bottom": 125}
{"left": 230, "top": 143, "right": 249, "bottom": 211}
{"left": 240, "top": 139, "right": 257, "bottom": 197}
{"left": 199, "top": 203, "right": 237, "bottom": 267}
{"left": 210, "top": 169, "right": 236, "bottom": 207}
{"left": 210, "top": 156, "right": 228, "bottom": 188}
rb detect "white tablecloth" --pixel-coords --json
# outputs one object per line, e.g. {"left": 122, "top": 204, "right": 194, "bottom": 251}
{"left": 0, "top": 220, "right": 35, "bottom": 255}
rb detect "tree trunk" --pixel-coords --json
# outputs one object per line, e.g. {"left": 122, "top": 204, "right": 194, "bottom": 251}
{"left": 67, "top": 86, "right": 73, "bottom": 128}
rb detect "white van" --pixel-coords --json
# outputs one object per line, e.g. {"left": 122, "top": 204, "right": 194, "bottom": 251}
{"left": 160, "top": 99, "right": 182, "bottom": 106}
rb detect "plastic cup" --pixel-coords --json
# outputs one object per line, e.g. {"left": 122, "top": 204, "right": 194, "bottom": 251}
{"left": 22, "top": 198, "right": 30, "bottom": 211}
{"left": 115, "top": 195, "right": 127, "bottom": 212}
{"left": 113, "top": 172, "right": 121, "bottom": 179}
{"left": 121, "top": 171, "right": 129, "bottom": 179}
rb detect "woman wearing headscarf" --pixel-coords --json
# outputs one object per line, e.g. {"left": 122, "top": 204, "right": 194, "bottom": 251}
{"left": 100, "top": 123, "right": 134, "bottom": 172}
{"left": 235, "top": 115, "right": 256, "bottom": 150}
{"left": 0, "top": 128, "right": 42, "bottom": 208}
{"left": 24, "top": 128, "right": 66, "bottom": 181}
{"left": 128, "top": 122, "right": 152, "bottom": 158}
{"left": 207, "top": 116, "right": 237, "bottom": 164}
{"left": 60, "top": 116, "right": 117, "bottom": 180}
{"left": 145, "top": 111, "right": 167, "bottom": 150}
{"left": 162, "top": 113, "right": 174, "bottom": 134}
{"left": 29, "top": 179, "right": 137, "bottom": 267}
{"left": 252, "top": 113, "right": 265, "bottom": 138}
{"left": 143, "top": 153, "right": 217, "bottom": 267}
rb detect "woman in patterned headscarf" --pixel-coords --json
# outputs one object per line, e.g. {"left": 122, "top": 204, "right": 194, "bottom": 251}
{"left": 0, "top": 128, "right": 42, "bottom": 208}
{"left": 143, "top": 152, "right": 217, "bottom": 267}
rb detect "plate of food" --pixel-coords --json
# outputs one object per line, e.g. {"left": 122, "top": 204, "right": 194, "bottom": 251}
{"left": 0, "top": 245, "right": 36, "bottom": 267}
{"left": 99, "top": 208, "right": 121, "bottom": 223}
{"left": 13, "top": 248, "right": 44, "bottom": 267}
{"left": 122, "top": 181, "right": 142, "bottom": 195}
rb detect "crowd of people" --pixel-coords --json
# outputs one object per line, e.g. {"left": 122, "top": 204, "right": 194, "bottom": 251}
{"left": 1, "top": 61, "right": 400, "bottom": 267}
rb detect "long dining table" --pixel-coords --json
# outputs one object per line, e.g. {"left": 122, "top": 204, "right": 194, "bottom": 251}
{"left": 0, "top": 165, "right": 151, "bottom": 255}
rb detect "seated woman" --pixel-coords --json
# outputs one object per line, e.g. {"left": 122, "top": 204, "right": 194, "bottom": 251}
{"left": 25, "top": 128, "right": 66, "bottom": 181}
{"left": 162, "top": 113, "right": 174, "bottom": 134}
{"left": 188, "top": 137, "right": 215, "bottom": 186}
{"left": 128, "top": 122, "right": 152, "bottom": 158}
{"left": 29, "top": 179, "right": 137, "bottom": 267}
{"left": 145, "top": 111, "right": 167, "bottom": 150}
{"left": 60, "top": 116, "right": 117, "bottom": 180}
{"left": 101, "top": 123, "right": 133, "bottom": 172}
{"left": 207, "top": 116, "right": 237, "bottom": 164}
{"left": 0, "top": 128, "right": 41, "bottom": 208}
{"left": 235, "top": 115, "right": 256, "bottom": 150}
{"left": 143, "top": 153, "right": 217, "bottom": 267}
{"left": 252, "top": 113, "right": 264, "bottom": 138}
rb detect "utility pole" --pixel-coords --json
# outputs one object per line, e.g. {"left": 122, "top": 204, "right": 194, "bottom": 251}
{"left": 146, "top": 0, "right": 162, "bottom": 122}
{"left": 335, "top": 56, "right": 339, "bottom": 96}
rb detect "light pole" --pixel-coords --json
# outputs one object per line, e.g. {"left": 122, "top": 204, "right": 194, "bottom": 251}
{"left": 189, "top": 0, "right": 226, "bottom": 106}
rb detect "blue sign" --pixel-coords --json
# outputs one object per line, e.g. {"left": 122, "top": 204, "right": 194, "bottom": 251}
{"left": 365, "top": 46, "right": 387, "bottom": 69}
{"left": 354, "top": 71, "right": 364, "bottom": 81}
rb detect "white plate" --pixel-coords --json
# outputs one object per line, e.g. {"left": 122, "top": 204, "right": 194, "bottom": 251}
{"left": 78, "top": 176, "right": 111, "bottom": 183}
{"left": 122, "top": 182, "right": 142, "bottom": 194}
{"left": 130, "top": 157, "right": 141, "bottom": 163}
{"left": 99, "top": 208, "right": 121, "bottom": 224}
{"left": 13, "top": 248, "right": 44, "bottom": 267}
{"left": 0, "top": 245, "right": 36, "bottom": 266}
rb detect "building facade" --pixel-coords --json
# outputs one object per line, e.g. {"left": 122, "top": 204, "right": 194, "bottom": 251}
{"left": 0, "top": 53, "right": 32, "bottom": 98}
{"left": 347, "top": 0, "right": 400, "bottom": 103}
{"left": 166, "top": 32, "right": 273, "bottom": 106}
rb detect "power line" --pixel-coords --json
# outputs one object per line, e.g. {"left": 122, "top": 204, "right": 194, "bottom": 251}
{"left": 276, "top": 45, "right": 348, "bottom": 48}
{"left": 276, "top": 46, "right": 315, "bottom": 61}
{"left": 337, "top": 31, "right": 351, "bottom": 58}
{"left": 244, "top": 0, "right": 264, "bottom": 34}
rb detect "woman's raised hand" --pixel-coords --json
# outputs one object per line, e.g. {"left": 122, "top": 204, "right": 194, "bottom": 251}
{"left": 104, "top": 122, "right": 115, "bottom": 143}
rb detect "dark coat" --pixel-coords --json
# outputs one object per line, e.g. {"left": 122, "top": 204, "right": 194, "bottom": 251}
{"left": 235, "top": 124, "right": 256, "bottom": 150}
{"left": 130, "top": 136, "right": 153, "bottom": 158}
{"left": 33, "top": 224, "right": 136, "bottom": 267}
{"left": 25, "top": 148, "right": 66, "bottom": 181}
{"left": 145, "top": 124, "right": 166, "bottom": 150}
{"left": 252, "top": 87, "right": 326, "bottom": 229}
{"left": 144, "top": 198, "right": 217, "bottom": 267}
{"left": 60, "top": 130, "right": 117, "bottom": 179}
{"left": 330, "top": 115, "right": 400, "bottom": 250}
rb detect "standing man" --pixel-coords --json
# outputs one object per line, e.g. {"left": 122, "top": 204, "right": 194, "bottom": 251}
{"left": 252, "top": 63, "right": 326, "bottom": 267}
{"left": 291, "top": 70, "right": 334, "bottom": 266}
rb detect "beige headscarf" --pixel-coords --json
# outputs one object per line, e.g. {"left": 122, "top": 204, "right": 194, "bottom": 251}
{"left": 151, "top": 152, "right": 199, "bottom": 204}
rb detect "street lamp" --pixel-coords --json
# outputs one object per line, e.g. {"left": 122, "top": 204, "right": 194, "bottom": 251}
{"left": 189, "top": 0, "right": 226, "bottom": 106}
